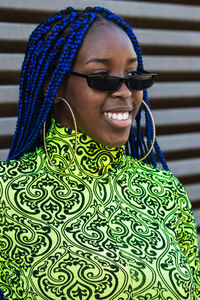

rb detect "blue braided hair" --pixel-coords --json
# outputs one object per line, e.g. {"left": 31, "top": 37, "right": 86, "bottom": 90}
{"left": 7, "top": 6, "right": 169, "bottom": 170}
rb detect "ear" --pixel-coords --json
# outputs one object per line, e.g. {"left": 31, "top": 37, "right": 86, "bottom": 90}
{"left": 43, "top": 77, "right": 50, "bottom": 96}
{"left": 54, "top": 97, "right": 61, "bottom": 104}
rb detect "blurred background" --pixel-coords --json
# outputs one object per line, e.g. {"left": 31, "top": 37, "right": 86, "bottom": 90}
{"left": 0, "top": 0, "right": 199, "bottom": 244}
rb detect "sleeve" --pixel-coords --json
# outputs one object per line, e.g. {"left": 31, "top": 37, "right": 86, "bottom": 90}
{"left": 173, "top": 176, "right": 200, "bottom": 299}
{"left": 0, "top": 163, "right": 12, "bottom": 300}
{"left": 0, "top": 171, "right": 6, "bottom": 299}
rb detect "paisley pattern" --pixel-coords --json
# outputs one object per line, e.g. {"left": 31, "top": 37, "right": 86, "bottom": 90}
{"left": 0, "top": 118, "right": 200, "bottom": 300}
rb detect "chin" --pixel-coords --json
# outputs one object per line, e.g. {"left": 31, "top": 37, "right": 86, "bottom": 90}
{"left": 102, "top": 137, "right": 128, "bottom": 148}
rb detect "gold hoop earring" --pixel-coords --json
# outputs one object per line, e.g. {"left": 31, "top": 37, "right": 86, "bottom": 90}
{"left": 43, "top": 97, "right": 78, "bottom": 171}
{"left": 124, "top": 99, "right": 156, "bottom": 163}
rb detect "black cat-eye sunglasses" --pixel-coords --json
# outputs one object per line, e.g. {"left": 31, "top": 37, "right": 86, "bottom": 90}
{"left": 69, "top": 70, "right": 157, "bottom": 92}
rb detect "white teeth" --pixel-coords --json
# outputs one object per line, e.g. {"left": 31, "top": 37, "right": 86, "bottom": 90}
{"left": 104, "top": 112, "right": 129, "bottom": 121}
{"left": 112, "top": 113, "right": 117, "bottom": 120}
{"left": 118, "top": 113, "right": 123, "bottom": 120}
{"left": 123, "top": 113, "right": 128, "bottom": 120}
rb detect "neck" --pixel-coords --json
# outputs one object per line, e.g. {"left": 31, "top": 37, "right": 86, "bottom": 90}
{"left": 44, "top": 118, "right": 125, "bottom": 175}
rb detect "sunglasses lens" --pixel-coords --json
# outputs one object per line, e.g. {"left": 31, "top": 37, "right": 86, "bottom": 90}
{"left": 128, "top": 74, "right": 155, "bottom": 91}
{"left": 90, "top": 76, "right": 121, "bottom": 92}
{"left": 86, "top": 72, "right": 156, "bottom": 92}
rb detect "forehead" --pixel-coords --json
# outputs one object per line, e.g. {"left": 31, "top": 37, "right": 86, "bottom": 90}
{"left": 75, "top": 21, "right": 137, "bottom": 63}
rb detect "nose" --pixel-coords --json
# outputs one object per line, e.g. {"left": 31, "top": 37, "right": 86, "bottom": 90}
{"left": 111, "top": 81, "right": 132, "bottom": 98}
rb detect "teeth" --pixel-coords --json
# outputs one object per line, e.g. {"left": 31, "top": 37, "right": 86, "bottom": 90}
{"left": 123, "top": 113, "right": 129, "bottom": 120}
{"left": 113, "top": 113, "right": 117, "bottom": 120}
{"left": 118, "top": 113, "right": 123, "bottom": 120}
{"left": 104, "top": 112, "right": 129, "bottom": 121}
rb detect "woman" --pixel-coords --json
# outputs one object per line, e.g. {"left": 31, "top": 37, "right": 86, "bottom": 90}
{"left": 0, "top": 6, "right": 199, "bottom": 300}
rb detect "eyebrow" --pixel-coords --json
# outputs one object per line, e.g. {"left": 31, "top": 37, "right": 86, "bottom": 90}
{"left": 85, "top": 57, "right": 138, "bottom": 64}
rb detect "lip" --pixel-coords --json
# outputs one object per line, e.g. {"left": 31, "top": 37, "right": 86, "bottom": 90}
{"left": 103, "top": 111, "right": 132, "bottom": 129}
{"left": 103, "top": 105, "right": 133, "bottom": 113}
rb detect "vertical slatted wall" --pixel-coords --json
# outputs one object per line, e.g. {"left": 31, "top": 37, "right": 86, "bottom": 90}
{"left": 0, "top": 0, "right": 199, "bottom": 244}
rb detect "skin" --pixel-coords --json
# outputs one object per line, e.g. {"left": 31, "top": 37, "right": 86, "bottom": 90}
{"left": 54, "top": 21, "right": 143, "bottom": 147}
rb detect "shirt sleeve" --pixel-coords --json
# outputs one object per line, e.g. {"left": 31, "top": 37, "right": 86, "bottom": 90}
{"left": 173, "top": 176, "right": 200, "bottom": 299}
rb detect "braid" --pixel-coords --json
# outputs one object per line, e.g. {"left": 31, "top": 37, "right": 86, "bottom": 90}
{"left": 8, "top": 6, "right": 168, "bottom": 170}
{"left": 129, "top": 125, "right": 137, "bottom": 158}
{"left": 16, "top": 18, "right": 73, "bottom": 155}
{"left": 11, "top": 12, "right": 66, "bottom": 155}
{"left": 8, "top": 10, "right": 95, "bottom": 159}
{"left": 17, "top": 15, "right": 79, "bottom": 155}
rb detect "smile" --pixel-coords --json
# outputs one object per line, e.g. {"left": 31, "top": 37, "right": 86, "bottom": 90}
{"left": 104, "top": 112, "right": 129, "bottom": 121}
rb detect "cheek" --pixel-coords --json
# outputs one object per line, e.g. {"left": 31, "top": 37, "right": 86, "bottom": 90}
{"left": 66, "top": 89, "right": 103, "bottom": 129}
{"left": 135, "top": 90, "right": 143, "bottom": 101}
{"left": 64, "top": 79, "right": 95, "bottom": 108}
{"left": 129, "top": 91, "right": 143, "bottom": 122}
{"left": 133, "top": 91, "right": 143, "bottom": 110}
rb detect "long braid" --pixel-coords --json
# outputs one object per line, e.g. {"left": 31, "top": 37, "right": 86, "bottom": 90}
{"left": 16, "top": 15, "right": 77, "bottom": 155}
{"left": 20, "top": 15, "right": 94, "bottom": 155}
{"left": 8, "top": 6, "right": 168, "bottom": 171}
{"left": 129, "top": 125, "right": 137, "bottom": 158}
{"left": 30, "top": 14, "right": 95, "bottom": 144}
{"left": 8, "top": 10, "right": 95, "bottom": 159}
{"left": 10, "top": 13, "right": 65, "bottom": 156}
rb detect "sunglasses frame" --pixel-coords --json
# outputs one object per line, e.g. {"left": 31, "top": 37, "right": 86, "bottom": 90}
{"left": 69, "top": 70, "right": 157, "bottom": 92}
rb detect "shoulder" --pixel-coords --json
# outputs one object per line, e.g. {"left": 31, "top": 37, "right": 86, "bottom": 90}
{"left": 123, "top": 154, "right": 175, "bottom": 180}
{"left": 0, "top": 148, "right": 45, "bottom": 187}
{"left": 123, "top": 155, "right": 188, "bottom": 198}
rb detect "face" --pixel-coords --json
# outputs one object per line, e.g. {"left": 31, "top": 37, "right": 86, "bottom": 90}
{"left": 54, "top": 21, "right": 143, "bottom": 147}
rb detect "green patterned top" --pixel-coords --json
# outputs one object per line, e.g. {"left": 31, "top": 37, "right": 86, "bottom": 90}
{"left": 0, "top": 119, "right": 200, "bottom": 300}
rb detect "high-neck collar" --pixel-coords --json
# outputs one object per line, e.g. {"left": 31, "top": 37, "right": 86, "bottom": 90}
{"left": 44, "top": 118, "right": 124, "bottom": 175}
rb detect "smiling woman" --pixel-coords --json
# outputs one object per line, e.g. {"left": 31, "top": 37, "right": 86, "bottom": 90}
{"left": 0, "top": 6, "right": 199, "bottom": 300}
{"left": 54, "top": 21, "right": 143, "bottom": 147}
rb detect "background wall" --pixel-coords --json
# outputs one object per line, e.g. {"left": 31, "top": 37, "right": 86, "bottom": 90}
{"left": 0, "top": 0, "right": 199, "bottom": 244}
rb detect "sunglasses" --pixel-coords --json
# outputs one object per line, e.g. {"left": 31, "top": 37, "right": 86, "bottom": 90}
{"left": 69, "top": 70, "right": 157, "bottom": 92}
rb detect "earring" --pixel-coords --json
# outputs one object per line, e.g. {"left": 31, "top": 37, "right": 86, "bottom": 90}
{"left": 124, "top": 99, "right": 156, "bottom": 163}
{"left": 43, "top": 97, "right": 78, "bottom": 171}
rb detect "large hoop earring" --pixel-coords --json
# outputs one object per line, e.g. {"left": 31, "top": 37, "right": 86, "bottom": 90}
{"left": 43, "top": 97, "right": 78, "bottom": 171}
{"left": 124, "top": 99, "right": 156, "bottom": 163}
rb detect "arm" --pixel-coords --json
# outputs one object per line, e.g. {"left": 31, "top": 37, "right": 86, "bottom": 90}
{"left": 174, "top": 177, "right": 200, "bottom": 299}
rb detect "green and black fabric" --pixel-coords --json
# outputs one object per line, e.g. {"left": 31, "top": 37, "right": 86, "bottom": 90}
{"left": 0, "top": 118, "right": 200, "bottom": 300}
